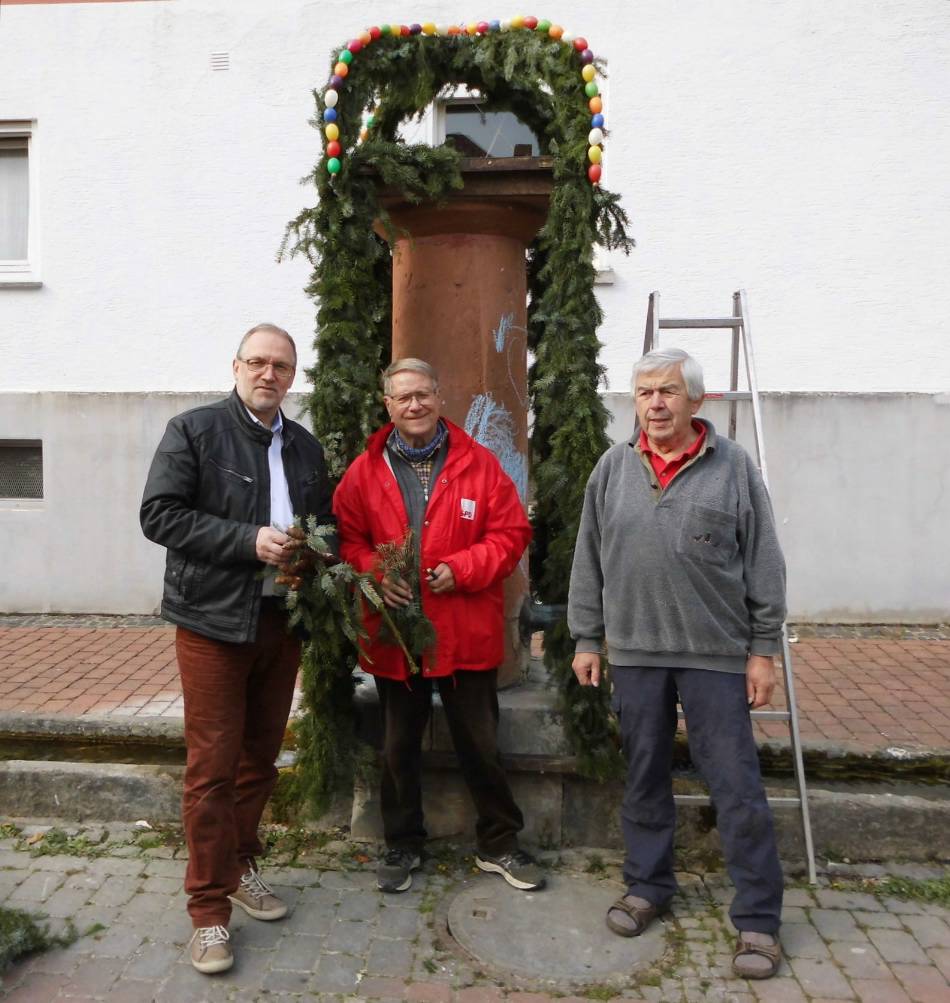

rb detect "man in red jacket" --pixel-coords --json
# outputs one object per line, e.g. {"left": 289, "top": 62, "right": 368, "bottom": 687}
{"left": 334, "top": 358, "right": 545, "bottom": 894}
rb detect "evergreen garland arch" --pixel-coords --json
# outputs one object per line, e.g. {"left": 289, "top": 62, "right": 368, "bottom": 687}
{"left": 283, "top": 21, "right": 634, "bottom": 809}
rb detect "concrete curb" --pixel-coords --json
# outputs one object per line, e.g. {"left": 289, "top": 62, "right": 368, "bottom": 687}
{"left": 2, "top": 757, "right": 948, "bottom": 865}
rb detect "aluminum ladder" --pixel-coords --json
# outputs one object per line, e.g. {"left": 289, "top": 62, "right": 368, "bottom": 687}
{"left": 643, "top": 288, "right": 817, "bottom": 884}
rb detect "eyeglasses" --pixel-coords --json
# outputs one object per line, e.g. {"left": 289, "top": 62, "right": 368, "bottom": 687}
{"left": 388, "top": 391, "right": 436, "bottom": 408}
{"left": 238, "top": 357, "right": 295, "bottom": 378}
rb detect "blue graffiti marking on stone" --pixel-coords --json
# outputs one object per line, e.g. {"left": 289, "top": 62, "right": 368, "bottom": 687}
{"left": 493, "top": 312, "right": 515, "bottom": 353}
{"left": 465, "top": 393, "right": 528, "bottom": 502}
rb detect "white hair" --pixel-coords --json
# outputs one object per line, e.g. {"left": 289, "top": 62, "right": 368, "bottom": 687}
{"left": 632, "top": 348, "right": 705, "bottom": 401}
{"left": 381, "top": 358, "right": 439, "bottom": 395}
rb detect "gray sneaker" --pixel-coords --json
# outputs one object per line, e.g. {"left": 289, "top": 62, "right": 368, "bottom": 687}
{"left": 189, "top": 925, "right": 233, "bottom": 974}
{"left": 475, "top": 849, "right": 546, "bottom": 891}
{"left": 377, "top": 847, "right": 422, "bottom": 893}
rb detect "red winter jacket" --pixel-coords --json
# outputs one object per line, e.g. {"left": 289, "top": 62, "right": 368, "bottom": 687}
{"left": 333, "top": 419, "right": 531, "bottom": 681}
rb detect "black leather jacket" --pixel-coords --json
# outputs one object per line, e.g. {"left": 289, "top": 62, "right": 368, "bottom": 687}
{"left": 140, "top": 390, "right": 334, "bottom": 643}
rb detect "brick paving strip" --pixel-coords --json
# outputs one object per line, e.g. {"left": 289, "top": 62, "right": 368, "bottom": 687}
{"left": 0, "top": 827, "right": 948, "bottom": 1002}
{"left": 1, "top": 619, "right": 949, "bottom": 755}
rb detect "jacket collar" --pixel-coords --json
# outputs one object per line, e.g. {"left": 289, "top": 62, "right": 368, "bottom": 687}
{"left": 226, "top": 387, "right": 282, "bottom": 446}
{"left": 630, "top": 415, "right": 718, "bottom": 454}
{"left": 366, "top": 416, "right": 473, "bottom": 463}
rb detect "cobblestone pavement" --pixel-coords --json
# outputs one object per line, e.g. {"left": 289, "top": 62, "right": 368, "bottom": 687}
{"left": 2, "top": 622, "right": 949, "bottom": 754}
{"left": 0, "top": 823, "right": 948, "bottom": 1002}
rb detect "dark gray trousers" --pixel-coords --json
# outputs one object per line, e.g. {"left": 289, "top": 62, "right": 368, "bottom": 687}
{"left": 374, "top": 669, "right": 524, "bottom": 857}
{"left": 611, "top": 664, "right": 784, "bottom": 934}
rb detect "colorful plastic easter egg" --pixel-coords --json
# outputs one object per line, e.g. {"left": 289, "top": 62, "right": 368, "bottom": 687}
{"left": 588, "top": 163, "right": 602, "bottom": 183}
{"left": 588, "top": 145, "right": 602, "bottom": 164}
{"left": 327, "top": 157, "right": 341, "bottom": 174}
{"left": 582, "top": 64, "right": 596, "bottom": 82}
{"left": 573, "top": 37, "right": 588, "bottom": 51}
{"left": 325, "top": 123, "right": 339, "bottom": 141}
{"left": 326, "top": 140, "right": 341, "bottom": 157}
{"left": 324, "top": 89, "right": 338, "bottom": 108}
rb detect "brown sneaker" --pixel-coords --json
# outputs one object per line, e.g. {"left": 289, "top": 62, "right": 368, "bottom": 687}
{"left": 189, "top": 925, "right": 233, "bottom": 974}
{"left": 228, "top": 864, "right": 288, "bottom": 921}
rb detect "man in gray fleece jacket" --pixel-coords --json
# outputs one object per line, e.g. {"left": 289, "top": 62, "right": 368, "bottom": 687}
{"left": 568, "top": 347, "right": 786, "bottom": 980}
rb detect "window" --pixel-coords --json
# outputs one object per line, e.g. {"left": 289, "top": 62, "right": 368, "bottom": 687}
{"left": 0, "top": 442, "right": 43, "bottom": 499}
{"left": 0, "top": 121, "right": 39, "bottom": 287}
{"left": 443, "top": 100, "right": 540, "bottom": 158}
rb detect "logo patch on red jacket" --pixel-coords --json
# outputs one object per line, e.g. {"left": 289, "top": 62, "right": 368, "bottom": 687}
{"left": 460, "top": 498, "right": 476, "bottom": 521}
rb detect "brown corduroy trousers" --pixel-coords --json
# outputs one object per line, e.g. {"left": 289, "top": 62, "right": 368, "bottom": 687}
{"left": 175, "top": 606, "right": 300, "bottom": 927}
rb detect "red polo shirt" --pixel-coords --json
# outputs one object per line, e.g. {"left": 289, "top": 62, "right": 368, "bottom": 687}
{"left": 639, "top": 420, "right": 707, "bottom": 489}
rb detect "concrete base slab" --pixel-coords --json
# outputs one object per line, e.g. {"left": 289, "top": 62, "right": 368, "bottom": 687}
{"left": 446, "top": 874, "right": 666, "bottom": 984}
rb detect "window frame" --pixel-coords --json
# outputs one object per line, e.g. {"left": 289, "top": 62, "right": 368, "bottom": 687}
{"left": 0, "top": 120, "right": 41, "bottom": 288}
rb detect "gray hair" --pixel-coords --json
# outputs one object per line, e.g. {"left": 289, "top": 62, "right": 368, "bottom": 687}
{"left": 236, "top": 323, "right": 297, "bottom": 365}
{"left": 381, "top": 358, "right": 440, "bottom": 395}
{"left": 632, "top": 348, "right": 705, "bottom": 401}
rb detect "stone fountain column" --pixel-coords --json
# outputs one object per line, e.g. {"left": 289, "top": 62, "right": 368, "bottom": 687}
{"left": 374, "top": 157, "right": 553, "bottom": 686}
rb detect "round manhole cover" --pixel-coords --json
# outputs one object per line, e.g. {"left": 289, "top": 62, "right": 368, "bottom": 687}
{"left": 447, "top": 874, "right": 667, "bottom": 984}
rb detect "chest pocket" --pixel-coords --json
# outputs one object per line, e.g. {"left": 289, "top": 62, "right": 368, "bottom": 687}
{"left": 676, "top": 504, "right": 738, "bottom": 566}
{"left": 207, "top": 457, "right": 254, "bottom": 517}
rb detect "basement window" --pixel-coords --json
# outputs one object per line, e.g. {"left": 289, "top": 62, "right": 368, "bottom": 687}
{"left": 0, "top": 441, "right": 43, "bottom": 498}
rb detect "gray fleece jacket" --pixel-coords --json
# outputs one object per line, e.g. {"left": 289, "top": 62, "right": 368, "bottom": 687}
{"left": 567, "top": 419, "right": 786, "bottom": 673}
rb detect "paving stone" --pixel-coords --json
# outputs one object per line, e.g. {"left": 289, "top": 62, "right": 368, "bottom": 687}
{"left": 406, "top": 982, "right": 453, "bottom": 1002}
{"left": 64, "top": 954, "right": 127, "bottom": 995}
{"left": 86, "top": 855, "right": 147, "bottom": 877}
{"left": 263, "top": 865, "right": 320, "bottom": 888}
{"left": 89, "top": 873, "right": 142, "bottom": 908}
{"left": 891, "top": 962, "right": 950, "bottom": 1002}
{"left": 311, "top": 952, "right": 365, "bottom": 992}
{"left": 288, "top": 901, "right": 335, "bottom": 936}
{"left": 338, "top": 891, "right": 382, "bottom": 921}
{"left": 263, "top": 967, "right": 315, "bottom": 994}
{"left": 828, "top": 939, "right": 891, "bottom": 979}
{"left": 230, "top": 912, "right": 287, "bottom": 949}
{"left": 144, "top": 857, "right": 186, "bottom": 879}
{"left": 377, "top": 905, "right": 424, "bottom": 939}
{"left": 7, "top": 869, "right": 65, "bottom": 904}
{"left": 0, "top": 971, "right": 69, "bottom": 1002}
{"left": 88, "top": 923, "right": 150, "bottom": 957}
{"left": 29, "top": 853, "right": 88, "bottom": 874}
{"left": 901, "top": 913, "right": 950, "bottom": 948}
{"left": 108, "top": 977, "right": 170, "bottom": 1003}
{"left": 41, "top": 884, "right": 92, "bottom": 918}
{"left": 22, "top": 941, "right": 86, "bottom": 976}
{"left": 781, "top": 922, "right": 832, "bottom": 959}
{"left": 849, "top": 979, "right": 913, "bottom": 1003}
{"left": 272, "top": 932, "right": 325, "bottom": 971}
{"left": 866, "top": 927, "right": 931, "bottom": 964}
{"left": 358, "top": 975, "right": 410, "bottom": 999}
{"left": 881, "top": 897, "right": 927, "bottom": 915}
{"left": 326, "top": 917, "right": 376, "bottom": 953}
{"left": 123, "top": 939, "right": 183, "bottom": 979}
{"left": 780, "top": 906, "right": 808, "bottom": 924}
{"left": 142, "top": 874, "right": 182, "bottom": 895}
{"left": 852, "top": 909, "right": 902, "bottom": 929}
{"left": 778, "top": 890, "right": 818, "bottom": 914}
{"left": 929, "top": 946, "right": 950, "bottom": 980}
{"left": 366, "top": 937, "right": 415, "bottom": 978}
{"left": 814, "top": 889, "right": 882, "bottom": 912}
{"left": 809, "top": 909, "right": 868, "bottom": 942}
{"left": 154, "top": 962, "right": 230, "bottom": 1002}
{"left": 786, "top": 957, "right": 856, "bottom": 999}
{"left": 750, "top": 978, "right": 810, "bottom": 1003}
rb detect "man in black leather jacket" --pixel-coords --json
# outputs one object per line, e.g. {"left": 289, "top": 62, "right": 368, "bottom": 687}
{"left": 141, "top": 323, "right": 333, "bottom": 975}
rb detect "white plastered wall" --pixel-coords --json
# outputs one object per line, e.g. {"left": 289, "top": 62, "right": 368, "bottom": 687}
{"left": 0, "top": 0, "right": 948, "bottom": 617}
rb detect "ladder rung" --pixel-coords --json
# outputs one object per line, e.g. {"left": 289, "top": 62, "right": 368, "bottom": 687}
{"left": 677, "top": 709, "right": 790, "bottom": 721}
{"left": 658, "top": 318, "right": 743, "bottom": 329}
{"left": 675, "top": 794, "right": 803, "bottom": 807}
{"left": 704, "top": 391, "right": 752, "bottom": 401}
